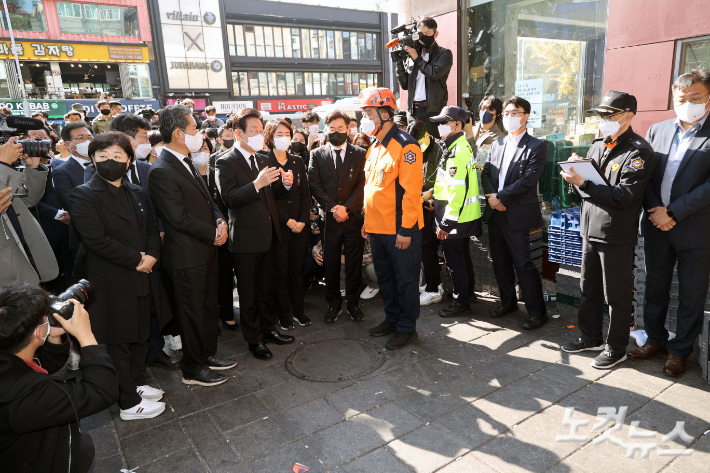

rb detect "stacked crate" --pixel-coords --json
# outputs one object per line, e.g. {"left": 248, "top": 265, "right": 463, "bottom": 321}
{"left": 547, "top": 207, "right": 583, "bottom": 267}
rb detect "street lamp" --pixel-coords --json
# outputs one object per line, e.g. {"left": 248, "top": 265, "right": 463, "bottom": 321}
{"left": 1, "top": 0, "right": 31, "bottom": 117}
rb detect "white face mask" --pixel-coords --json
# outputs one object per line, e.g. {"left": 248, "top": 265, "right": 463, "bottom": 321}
{"left": 134, "top": 142, "right": 152, "bottom": 160}
{"left": 308, "top": 124, "right": 320, "bottom": 134}
{"left": 502, "top": 115, "right": 524, "bottom": 133}
{"left": 75, "top": 139, "right": 90, "bottom": 157}
{"left": 182, "top": 130, "right": 204, "bottom": 153}
{"left": 154, "top": 145, "right": 164, "bottom": 156}
{"left": 35, "top": 320, "right": 49, "bottom": 346}
{"left": 191, "top": 152, "right": 209, "bottom": 167}
{"left": 674, "top": 97, "right": 709, "bottom": 124}
{"left": 438, "top": 124, "right": 452, "bottom": 140}
{"left": 598, "top": 113, "right": 627, "bottom": 137}
{"left": 274, "top": 136, "right": 291, "bottom": 152}
{"left": 242, "top": 132, "right": 265, "bottom": 151}
{"left": 210, "top": 140, "right": 216, "bottom": 149}
{"left": 360, "top": 117, "right": 377, "bottom": 136}
{"left": 349, "top": 127, "right": 357, "bottom": 136}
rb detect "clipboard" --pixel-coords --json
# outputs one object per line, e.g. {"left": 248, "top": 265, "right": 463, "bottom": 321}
{"left": 557, "top": 159, "right": 610, "bottom": 198}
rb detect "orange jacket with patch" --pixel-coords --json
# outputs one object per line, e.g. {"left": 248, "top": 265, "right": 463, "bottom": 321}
{"left": 363, "top": 126, "right": 424, "bottom": 236}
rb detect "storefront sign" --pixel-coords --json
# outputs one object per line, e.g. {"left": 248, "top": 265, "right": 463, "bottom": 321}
{"left": 0, "top": 41, "right": 149, "bottom": 63}
{"left": 547, "top": 108, "right": 564, "bottom": 119}
{"left": 515, "top": 79, "right": 543, "bottom": 129}
{"left": 67, "top": 99, "right": 160, "bottom": 118}
{"left": 165, "top": 98, "right": 207, "bottom": 109}
{"left": 258, "top": 99, "right": 333, "bottom": 112}
{"left": 212, "top": 101, "right": 254, "bottom": 114}
{"left": 159, "top": 0, "right": 228, "bottom": 91}
{"left": 0, "top": 100, "right": 65, "bottom": 118}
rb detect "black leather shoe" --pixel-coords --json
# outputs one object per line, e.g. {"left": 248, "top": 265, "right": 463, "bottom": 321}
{"left": 439, "top": 300, "right": 472, "bottom": 318}
{"left": 348, "top": 305, "right": 365, "bottom": 322}
{"left": 206, "top": 356, "right": 238, "bottom": 370}
{"left": 522, "top": 314, "right": 548, "bottom": 330}
{"left": 324, "top": 307, "right": 341, "bottom": 323}
{"left": 182, "top": 366, "right": 227, "bottom": 386}
{"left": 147, "top": 351, "right": 180, "bottom": 370}
{"left": 222, "top": 321, "right": 239, "bottom": 331}
{"left": 491, "top": 304, "right": 518, "bottom": 318}
{"left": 369, "top": 322, "right": 396, "bottom": 337}
{"left": 385, "top": 331, "right": 418, "bottom": 350}
{"left": 262, "top": 330, "right": 295, "bottom": 345}
{"left": 249, "top": 342, "right": 273, "bottom": 360}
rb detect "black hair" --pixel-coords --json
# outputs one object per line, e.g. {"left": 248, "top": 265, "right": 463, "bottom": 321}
{"left": 407, "top": 120, "right": 427, "bottom": 141}
{"left": 61, "top": 121, "right": 91, "bottom": 142}
{"left": 673, "top": 66, "right": 710, "bottom": 92}
{"left": 0, "top": 283, "right": 50, "bottom": 354}
{"left": 324, "top": 110, "right": 351, "bottom": 126}
{"left": 503, "top": 96, "right": 531, "bottom": 115}
{"left": 479, "top": 95, "right": 504, "bottom": 117}
{"left": 301, "top": 111, "right": 320, "bottom": 124}
{"left": 420, "top": 17, "right": 437, "bottom": 32}
{"left": 226, "top": 108, "right": 262, "bottom": 132}
{"left": 110, "top": 113, "right": 151, "bottom": 139}
{"left": 88, "top": 131, "right": 136, "bottom": 163}
{"left": 148, "top": 129, "right": 163, "bottom": 147}
{"left": 202, "top": 128, "right": 218, "bottom": 139}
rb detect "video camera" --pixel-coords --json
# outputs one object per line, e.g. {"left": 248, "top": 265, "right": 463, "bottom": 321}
{"left": 0, "top": 115, "right": 52, "bottom": 158}
{"left": 386, "top": 21, "right": 424, "bottom": 63}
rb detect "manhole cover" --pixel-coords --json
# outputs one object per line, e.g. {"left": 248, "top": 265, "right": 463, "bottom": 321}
{"left": 285, "top": 338, "right": 387, "bottom": 382}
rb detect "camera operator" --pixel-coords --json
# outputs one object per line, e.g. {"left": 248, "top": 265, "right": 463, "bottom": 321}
{"left": 0, "top": 137, "right": 59, "bottom": 287}
{"left": 395, "top": 17, "right": 453, "bottom": 139}
{"left": 0, "top": 282, "right": 119, "bottom": 473}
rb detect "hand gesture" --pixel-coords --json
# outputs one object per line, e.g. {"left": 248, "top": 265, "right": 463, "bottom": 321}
{"left": 53, "top": 299, "right": 97, "bottom": 348}
{"left": 281, "top": 168, "right": 294, "bottom": 186}
{"left": 333, "top": 205, "right": 349, "bottom": 222}
{"left": 214, "top": 222, "right": 228, "bottom": 246}
{"left": 0, "top": 137, "right": 23, "bottom": 165}
{"left": 485, "top": 193, "right": 506, "bottom": 212}
{"left": 560, "top": 166, "right": 584, "bottom": 187}
{"left": 361, "top": 225, "right": 369, "bottom": 241}
{"left": 308, "top": 133, "right": 318, "bottom": 148}
{"left": 404, "top": 45, "right": 419, "bottom": 60}
{"left": 0, "top": 187, "right": 11, "bottom": 213}
{"left": 648, "top": 207, "right": 675, "bottom": 229}
{"left": 292, "top": 221, "right": 306, "bottom": 233}
{"left": 136, "top": 254, "right": 158, "bottom": 272}
{"left": 313, "top": 248, "right": 324, "bottom": 265}
{"left": 436, "top": 228, "right": 449, "bottom": 240}
{"left": 254, "top": 166, "right": 281, "bottom": 190}
{"left": 395, "top": 234, "right": 411, "bottom": 250}
{"left": 58, "top": 210, "right": 71, "bottom": 225}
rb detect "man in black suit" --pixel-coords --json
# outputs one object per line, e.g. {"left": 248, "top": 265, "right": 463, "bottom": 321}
{"left": 148, "top": 104, "right": 236, "bottom": 386}
{"left": 631, "top": 67, "right": 710, "bottom": 376}
{"left": 482, "top": 96, "right": 547, "bottom": 330}
{"left": 216, "top": 108, "right": 295, "bottom": 360}
{"left": 308, "top": 110, "right": 367, "bottom": 323}
{"left": 52, "top": 122, "right": 95, "bottom": 274}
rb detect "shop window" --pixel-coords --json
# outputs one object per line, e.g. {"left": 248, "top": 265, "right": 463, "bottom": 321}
{"left": 277, "top": 72, "right": 287, "bottom": 96}
{"left": 335, "top": 31, "right": 343, "bottom": 60}
{"left": 305, "top": 73, "right": 313, "bottom": 95}
{"left": 344, "top": 73, "right": 352, "bottom": 95}
{"left": 358, "top": 33, "right": 366, "bottom": 60}
{"left": 57, "top": 2, "right": 138, "bottom": 37}
{"left": 245, "top": 26, "right": 256, "bottom": 57}
{"left": 284, "top": 29, "right": 294, "bottom": 58}
{"left": 343, "top": 32, "right": 351, "bottom": 60}
{"left": 254, "top": 27, "right": 265, "bottom": 57}
{"left": 320, "top": 72, "right": 328, "bottom": 95}
{"left": 235, "top": 25, "right": 246, "bottom": 56}
{"left": 327, "top": 31, "right": 335, "bottom": 59}
{"left": 258, "top": 72, "right": 268, "bottom": 96}
{"left": 336, "top": 73, "right": 345, "bottom": 95}
{"left": 286, "top": 72, "right": 295, "bottom": 95}
{"left": 227, "top": 26, "right": 236, "bottom": 56}
{"left": 273, "top": 27, "right": 283, "bottom": 58}
{"left": 365, "top": 34, "right": 373, "bottom": 61}
{"left": 1, "top": 0, "right": 47, "bottom": 32}
{"left": 350, "top": 33, "right": 359, "bottom": 60}
{"left": 264, "top": 27, "right": 274, "bottom": 58}
{"left": 318, "top": 30, "right": 327, "bottom": 60}
{"left": 312, "top": 72, "right": 321, "bottom": 95}
{"left": 268, "top": 72, "right": 278, "bottom": 96}
{"left": 300, "top": 30, "right": 310, "bottom": 59}
{"left": 295, "top": 72, "right": 304, "bottom": 95}
{"left": 126, "top": 64, "right": 151, "bottom": 98}
{"left": 675, "top": 36, "right": 710, "bottom": 77}
{"left": 230, "top": 70, "right": 381, "bottom": 97}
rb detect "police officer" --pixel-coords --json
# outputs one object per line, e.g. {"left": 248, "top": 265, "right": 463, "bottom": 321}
{"left": 430, "top": 106, "right": 482, "bottom": 317}
{"left": 560, "top": 91, "right": 654, "bottom": 369}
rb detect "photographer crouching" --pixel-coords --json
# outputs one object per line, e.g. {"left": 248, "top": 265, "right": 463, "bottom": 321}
{"left": 394, "top": 17, "right": 453, "bottom": 139}
{"left": 0, "top": 282, "right": 118, "bottom": 473}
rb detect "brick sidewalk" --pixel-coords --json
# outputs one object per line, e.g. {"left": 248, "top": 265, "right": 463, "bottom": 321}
{"left": 86, "top": 280, "right": 710, "bottom": 473}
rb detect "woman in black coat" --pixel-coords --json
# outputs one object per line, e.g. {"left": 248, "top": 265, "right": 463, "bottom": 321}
{"left": 263, "top": 120, "right": 311, "bottom": 330}
{"left": 70, "top": 132, "right": 170, "bottom": 422}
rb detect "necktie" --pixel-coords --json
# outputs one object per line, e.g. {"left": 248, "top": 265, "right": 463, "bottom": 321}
{"left": 335, "top": 149, "right": 342, "bottom": 179}
{"left": 129, "top": 163, "right": 139, "bottom": 185}
{"left": 183, "top": 157, "right": 207, "bottom": 191}
{"left": 249, "top": 155, "right": 257, "bottom": 172}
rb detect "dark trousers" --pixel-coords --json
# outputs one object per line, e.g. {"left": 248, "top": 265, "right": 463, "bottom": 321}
{"left": 79, "top": 432, "right": 94, "bottom": 473}
{"left": 167, "top": 262, "right": 219, "bottom": 377}
{"left": 643, "top": 232, "right": 710, "bottom": 357}
{"left": 442, "top": 237, "right": 476, "bottom": 305}
{"left": 421, "top": 210, "right": 441, "bottom": 292}
{"left": 275, "top": 233, "right": 310, "bottom": 323}
{"left": 146, "top": 314, "right": 164, "bottom": 362}
{"left": 232, "top": 237, "right": 278, "bottom": 345}
{"left": 577, "top": 240, "right": 634, "bottom": 353}
{"left": 44, "top": 226, "right": 72, "bottom": 290}
{"left": 370, "top": 230, "right": 422, "bottom": 334}
{"left": 323, "top": 227, "right": 365, "bottom": 309}
{"left": 105, "top": 296, "right": 151, "bottom": 409}
{"left": 409, "top": 107, "right": 440, "bottom": 139}
{"left": 217, "top": 247, "right": 236, "bottom": 323}
{"left": 488, "top": 211, "right": 545, "bottom": 318}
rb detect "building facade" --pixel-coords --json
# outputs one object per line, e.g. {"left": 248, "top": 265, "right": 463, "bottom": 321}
{"left": 0, "top": 0, "right": 158, "bottom": 120}
{"left": 149, "top": 0, "right": 396, "bottom": 115}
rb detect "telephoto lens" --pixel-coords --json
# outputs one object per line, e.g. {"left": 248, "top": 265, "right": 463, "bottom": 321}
{"left": 47, "top": 279, "right": 95, "bottom": 326}
{"left": 16, "top": 139, "right": 52, "bottom": 158}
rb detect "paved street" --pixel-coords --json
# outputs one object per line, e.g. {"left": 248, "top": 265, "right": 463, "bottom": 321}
{"left": 86, "top": 279, "right": 710, "bottom": 473}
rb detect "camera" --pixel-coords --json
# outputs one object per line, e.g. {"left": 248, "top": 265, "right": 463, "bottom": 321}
{"left": 47, "top": 279, "right": 94, "bottom": 326}
{"left": 0, "top": 115, "right": 51, "bottom": 158}
{"left": 386, "top": 21, "right": 423, "bottom": 63}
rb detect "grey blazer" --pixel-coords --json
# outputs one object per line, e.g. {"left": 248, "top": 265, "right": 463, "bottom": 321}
{"left": 642, "top": 117, "right": 710, "bottom": 249}
{"left": 0, "top": 163, "right": 59, "bottom": 286}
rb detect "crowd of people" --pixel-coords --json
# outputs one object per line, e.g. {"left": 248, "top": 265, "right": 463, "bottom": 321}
{"left": 0, "top": 13, "right": 709, "bottom": 471}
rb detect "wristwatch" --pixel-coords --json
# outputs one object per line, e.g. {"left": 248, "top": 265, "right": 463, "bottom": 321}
{"left": 666, "top": 209, "right": 678, "bottom": 222}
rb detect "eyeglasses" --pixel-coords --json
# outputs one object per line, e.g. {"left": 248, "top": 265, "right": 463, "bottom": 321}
{"left": 71, "top": 135, "right": 93, "bottom": 143}
{"left": 502, "top": 111, "right": 526, "bottom": 118}
{"left": 674, "top": 93, "right": 709, "bottom": 106}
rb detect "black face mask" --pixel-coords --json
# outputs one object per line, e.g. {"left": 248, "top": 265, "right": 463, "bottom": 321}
{"left": 327, "top": 132, "right": 348, "bottom": 147}
{"left": 222, "top": 139, "right": 234, "bottom": 149}
{"left": 419, "top": 33, "right": 436, "bottom": 48}
{"left": 290, "top": 141, "right": 305, "bottom": 154}
{"left": 95, "top": 159, "right": 128, "bottom": 182}
{"left": 100, "top": 109, "right": 111, "bottom": 116}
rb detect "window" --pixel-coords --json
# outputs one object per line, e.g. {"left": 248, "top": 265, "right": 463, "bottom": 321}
{"left": 336, "top": 31, "right": 343, "bottom": 59}
{"left": 373, "top": 34, "right": 379, "bottom": 60}
{"left": 235, "top": 25, "right": 246, "bottom": 56}
{"left": 311, "top": 30, "right": 319, "bottom": 59}
{"left": 248, "top": 72, "right": 259, "bottom": 95}
{"left": 321, "top": 73, "right": 329, "bottom": 95}
{"left": 127, "top": 64, "right": 151, "bottom": 98}
{"left": 318, "top": 30, "right": 327, "bottom": 59}
{"left": 1, "top": 0, "right": 47, "bottom": 32}
{"left": 56, "top": 3, "right": 137, "bottom": 36}
{"left": 268, "top": 72, "right": 278, "bottom": 96}
{"left": 352, "top": 73, "right": 359, "bottom": 91}
{"left": 227, "top": 26, "right": 236, "bottom": 56}
{"left": 305, "top": 73, "right": 313, "bottom": 95}
{"left": 337, "top": 73, "right": 345, "bottom": 95}
{"left": 313, "top": 73, "right": 321, "bottom": 95}
{"left": 351, "top": 33, "right": 359, "bottom": 60}
{"left": 301, "top": 29, "right": 310, "bottom": 59}
{"left": 343, "top": 32, "right": 351, "bottom": 59}
{"left": 345, "top": 73, "right": 352, "bottom": 95}
{"left": 245, "top": 26, "right": 256, "bottom": 57}
{"left": 291, "top": 28, "right": 300, "bottom": 58}
{"left": 365, "top": 33, "right": 373, "bottom": 60}
{"left": 264, "top": 27, "right": 274, "bottom": 57}
{"left": 295, "top": 72, "right": 305, "bottom": 95}
{"left": 675, "top": 36, "right": 710, "bottom": 78}
{"left": 327, "top": 31, "right": 336, "bottom": 59}
{"left": 231, "top": 70, "right": 379, "bottom": 97}
{"left": 277, "top": 72, "right": 287, "bottom": 95}
{"left": 254, "top": 26, "right": 265, "bottom": 57}
{"left": 274, "top": 27, "right": 283, "bottom": 57}
{"left": 234, "top": 72, "right": 248, "bottom": 96}
{"left": 283, "top": 29, "right": 293, "bottom": 58}
{"left": 286, "top": 73, "right": 296, "bottom": 95}
{"left": 358, "top": 33, "right": 366, "bottom": 60}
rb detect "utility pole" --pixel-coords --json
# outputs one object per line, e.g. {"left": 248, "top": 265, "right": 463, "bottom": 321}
{"left": 2, "top": 0, "right": 31, "bottom": 117}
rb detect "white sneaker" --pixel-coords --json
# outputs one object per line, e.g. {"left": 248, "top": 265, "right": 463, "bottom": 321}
{"left": 360, "top": 286, "right": 380, "bottom": 299}
{"left": 340, "top": 289, "right": 346, "bottom": 297}
{"left": 65, "top": 341, "right": 81, "bottom": 371}
{"left": 420, "top": 291, "right": 443, "bottom": 306}
{"left": 136, "top": 385, "right": 164, "bottom": 401}
{"left": 120, "top": 399, "right": 165, "bottom": 421}
{"left": 419, "top": 284, "right": 427, "bottom": 293}
{"left": 164, "top": 335, "right": 182, "bottom": 351}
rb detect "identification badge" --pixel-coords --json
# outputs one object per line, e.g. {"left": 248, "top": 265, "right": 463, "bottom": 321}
{"left": 378, "top": 168, "right": 385, "bottom": 185}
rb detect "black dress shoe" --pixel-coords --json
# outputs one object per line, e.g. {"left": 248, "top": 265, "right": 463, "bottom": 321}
{"left": 348, "top": 305, "right": 365, "bottom": 322}
{"left": 147, "top": 351, "right": 180, "bottom": 370}
{"left": 262, "top": 330, "right": 295, "bottom": 345}
{"left": 222, "top": 321, "right": 239, "bottom": 331}
{"left": 249, "top": 342, "right": 273, "bottom": 360}
{"left": 182, "top": 366, "right": 227, "bottom": 386}
{"left": 491, "top": 304, "right": 518, "bottom": 318}
{"left": 207, "top": 356, "right": 238, "bottom": 370}
{"left": 439, "top": 300, "right": 472, "bottom": 318}
{"left": 324, "top": 307, "right": 341, "bottom": 323}
{"left": 522, "top": 314, "right": 548, "bottom": 330}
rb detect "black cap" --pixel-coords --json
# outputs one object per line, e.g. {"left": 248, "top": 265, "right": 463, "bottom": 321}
{"left": 588, "top": 91, "right": 637, "bottom": 116}
{"left": 430, "top": 106, "right": 467, "bottom": 123}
